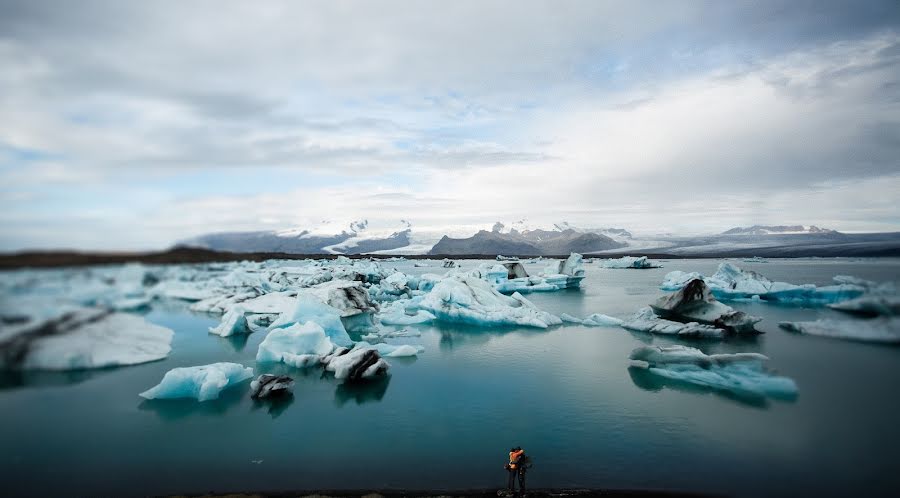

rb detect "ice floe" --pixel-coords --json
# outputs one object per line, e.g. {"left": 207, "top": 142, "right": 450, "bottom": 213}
{"left": 660, "top": 262, "right": 865, "bottom": 304}
{"left": 621, "top": 307, "right": 725, "bottom": 339}
{"left": 0, "top": 307, "right": 174, "bottom": 371}
{"left": 650, "top": 279, "right": 761, "bottom": 334}
{"left": 323, "top": 345, "right": 390, "bottom": 380}
{"left": 560, "top": 313, "right": 623, "bottom": 327}
{"left": 628, "top": 345, "right": 797, "bottom": 399}
{"left": 268, "top": 294, "right": 354, "bottom": 347}
{"left": 412, "top": 275, "right": 562, "bottom": 328}
{"left": 140, "top": 362, "right": 254, "bottom": 401}
{"left": 208, "top": 305, "right": 251, "bottom": 337}
{"left": 601, "top": 256, "right": 662, "bottom": 269}
{"left": 250, "top": 374, "right": 294, "bottom": 399}
{"left": 256, "top": 322, "right": 337, "bottom": 368}
{"left": 778, "top": 318, "right": 900, "bottom": 344}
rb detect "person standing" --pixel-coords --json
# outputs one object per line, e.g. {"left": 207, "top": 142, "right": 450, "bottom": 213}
{"left": 505, "top": 446, "right": 525, "bottom": 494}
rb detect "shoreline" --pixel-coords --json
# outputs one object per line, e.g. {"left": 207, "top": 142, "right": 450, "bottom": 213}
{"left": 2, "top": 246, "right": 898, "bottom": 270}
{"left": 164, "top": 488, "right": 721, "bottom": 498}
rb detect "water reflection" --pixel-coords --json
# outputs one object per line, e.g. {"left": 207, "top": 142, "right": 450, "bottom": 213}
{"left": 251, "top": 394, "right": 294, "bottom": 418}
{"left": 627, "top": 367, "right": 797, "bottom": 409}
{"left": 219, "top": 333, "right": 250, "bottom": 352}
{"left": 0, "top": 367, "right": 114, "bottom": 391}
{"left": 334, "top": 375, "right": 391, "bottom": 406}
{"left": 137, "top": 383, "right": 248, "bottom": 420}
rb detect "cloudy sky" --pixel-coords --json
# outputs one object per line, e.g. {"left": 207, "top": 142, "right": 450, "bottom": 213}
{"left": 1, "top": 0, "right": 898, "bottom": 250}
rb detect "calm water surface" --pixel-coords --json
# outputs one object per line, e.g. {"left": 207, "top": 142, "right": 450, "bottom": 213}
{"left": 1, "top": 258, "right": 899, "bottom": 497}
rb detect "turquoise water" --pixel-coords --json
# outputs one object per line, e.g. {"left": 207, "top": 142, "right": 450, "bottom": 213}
{"left": 1, "top": 259, "right": 899, "bottom": 497}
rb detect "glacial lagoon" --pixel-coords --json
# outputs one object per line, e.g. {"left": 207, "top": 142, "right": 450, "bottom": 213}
{"left": 1, "top": 258, "right": 899, "bottom": 497}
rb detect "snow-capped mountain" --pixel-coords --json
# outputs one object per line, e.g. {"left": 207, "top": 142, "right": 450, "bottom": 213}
{"left": 183, "top": 220, "right": 412, "bottom": 255}
{"left": 721, "top": 225, "right": 839, "bottom": 236}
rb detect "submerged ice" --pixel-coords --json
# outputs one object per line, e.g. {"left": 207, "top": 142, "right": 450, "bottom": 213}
{"left": 629, "top": 345, "right": 797, "bottom": 399}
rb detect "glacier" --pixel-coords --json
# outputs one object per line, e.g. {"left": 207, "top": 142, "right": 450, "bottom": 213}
{"left": 629, "top": 345, "right": 798, "bottom": 399}
{"left": 139, "top": 362, "right": 254, "bottom": 401}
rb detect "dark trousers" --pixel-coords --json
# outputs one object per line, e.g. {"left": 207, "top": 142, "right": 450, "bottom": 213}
{"left": 507, "top": 469, "right": 526, "bottom": 492}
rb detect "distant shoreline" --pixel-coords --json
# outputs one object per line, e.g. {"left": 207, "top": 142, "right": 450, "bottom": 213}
{"left": 164, "top": 488, "right": 718, "bottom": 498}
{"left": 1, "top": 245, "right": 898, "bottom": 270}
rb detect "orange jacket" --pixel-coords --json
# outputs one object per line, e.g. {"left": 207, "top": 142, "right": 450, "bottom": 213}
{"left": 508, "top": 449, "right": 525, "bottom": 469}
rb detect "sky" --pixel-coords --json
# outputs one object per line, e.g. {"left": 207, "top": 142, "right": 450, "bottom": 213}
{"left": 1, "top": 0, "right": 899, "bottom": 251}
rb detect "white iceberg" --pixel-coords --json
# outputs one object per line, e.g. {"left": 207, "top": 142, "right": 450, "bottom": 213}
{"left": 779, "top": 318, "right": 900, "bottom": 344}
{"left": 827, "top": 295, "right": 900, "bottom": 317}
{"left": 208, "top": 305, "right": 252, "bottom": 337}
{"left": 376, "top": 299, "right": 436, "bottom": 325}
{"left": 139, "top": 362, "right": 254, "bottom": 401}
{"left": 560, "top": 313, "right": 623, "bottom": 327}
{"left": 256, "top": 322, "right": 337, "bottom": 368}
{"left": 0, "top": 307, "right": 174, "bottom": 371}
{"left": 660, "top": 263, "right": 866, "bottom": 304}
{"left": 629, "top": 345, "right": 797, "bottom": 399}
{"left": 621, "top": 307, "right": 725, "bottom": 338}
{"left": 650, "top": 279, "right": 761, "bottom": 334}
{"left": 601, "top": 256, "right": 662, "bottom": 269}
{"left": 412, "top": 275, "right": 562, "bottom": 328}
{"left": 268, "top": 294, "right": 353, "bottom": 347}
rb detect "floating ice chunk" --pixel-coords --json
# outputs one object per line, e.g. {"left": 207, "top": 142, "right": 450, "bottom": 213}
{"left": 629, "top": 345, "right": 797, "bottom": 399}
{"left": 827, "top": 295, "right": 900, "bottom": 317}
{"left": 208, "top": 305, "right": 251, "bottom": 337}
{"left": 779, "top": 318, "right": 900, "bottom": 344}
{"left": 560, "top": 313, "right": 623, "bottom": 327}
{"left": 256, "top": 322, "right": 337, "bottom": 368}
{"left": 442, "top": 259, "right": 457, "bottom": 268}
{"left": 111, "top": 296, "right": 152, "bottom": 311}
{"left": 237, "top": 292, "right": 298, "bottom": 314}
{"left": 250, "top": 374, "right": 294, "bottom": 399}
{"left": 268, "top": 294, "right": 353, "bottom": 347}
{"left": 139, "top": 362, "right": 254, "bottom": 401}
{"left": 323, "top": 346, "right": 390, "bottom": 380}
{"left": 660, "top": 271, "right": 704, "bottom": 291}
{"left": 414, "top": 261, "right": 429, "bottom": 267}
{"left": 661, "top": 263, "right": 866, "bottom": 304}
{"left": 0, "top": 307, "right": 174, "bottom": 371}
{"left": 650, "top": 279, "right": 761, "bottom": 334}
{"left": 371, "top": 342, "right": 423, "bottom": 357}
{"left": 583, "top": 313, "right": 624, "bottom": 327}
{"left": 412, "top": 276, "right": 561, "bottom": 328}
{"left": 601, "top": 256, "right": 662, "bottom": 269}
{"left": 621, "top": 307, "right": 725, "bottom": 338}
{"left": 377, "top": 299, "right": 435, "bottom": 325}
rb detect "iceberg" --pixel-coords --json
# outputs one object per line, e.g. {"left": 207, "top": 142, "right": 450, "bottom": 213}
{"left": 560, "top": 313, "right": 623, "bottom": 327}
{"left": 442, "top": 259, "right": 457, "bottom": 268}
{"left": 256, "top": 322, "right": 337, "bottom": 368}
{"left": 376, "top": 299, "right": 435, "bottom": 325}
{"left": 779, "top": 318, "right": 900, "bottom": 344}
{"left": 368, "top": 342, "right": 423, "bottom": 357}
{"left": 268, "top": 294, "right": 353, "bottom": 347}
{"left": 140, "top": 362, "right": 254, "bottom": 401}
{"left": 827, "top": 295, "right": 900, "bottom": 317}
{"left": 629, "top": 345, "right": 797, "bottom": 399}
{"left": 660, "top": 263, "right": 866, "bottom": 304}
{"left": 0, "top": 307, "right": 174, "bottom": 371}
{"left": 412, "top": 275, "right": 562, "bottom": 328}
{"left": 621, "top": 307, "right": 725, "bottom": 339}
{"left": 650, "top": 279, "right": 761, "bottom": 334}
{"left": 208, "top": 305, "right": 252, "bottom": 337}
{"left": 323, "top": 346, "right": 390, "bottom": 380}
{"left": 601, "top": 256, "right": 662, "bottom": 269}
{"left": 250, "top": 374, "right": 294, "bottom": 399}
